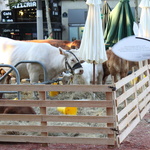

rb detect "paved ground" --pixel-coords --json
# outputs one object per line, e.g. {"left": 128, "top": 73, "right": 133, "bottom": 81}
{"left": 0, "top": 112, "right": 149, "bottom": 150}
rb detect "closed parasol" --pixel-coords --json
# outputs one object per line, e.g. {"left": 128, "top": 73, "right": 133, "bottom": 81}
{"left": 101, "top": 1, "right": 112, "bottom": 32}
{"left": 104, "top": 0, "right": 134, "bottom": 48}
{"left": 79, "top": 0, "right": 107, "bottom": 84}
{"left": 138, "top": 0, "right": 150, "bottom": 38}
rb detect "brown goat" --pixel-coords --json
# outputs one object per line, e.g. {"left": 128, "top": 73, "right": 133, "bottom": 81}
{"left": 0, "top": 68, "right": 12, "bottom": 99}
{"left": 103, "top": 49, "right": 138, "bottom": 84}
{"left": 0, "top": 68, "right": 11, "bottom": 84}
{"left": 0, "top": 106, "right": 36, "bottom": 114}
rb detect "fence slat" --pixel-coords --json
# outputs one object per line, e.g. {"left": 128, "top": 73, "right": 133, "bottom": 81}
{"left": 0, "top": 84, "right": 113, "bottom": 92}
{"left": 0, "top": 135, "right": 115, "bottom": 145}
{"left": 116, "top": 87, "right": 135, "bottom": 106}
{"left": 118, "top": 107, "right": 139, "bottom": 131}
{"left": 0, "top": 125, "right": 114, "bottom": 134}
{"left": 139, "top": 95, "right": 150, "bottom": 111}
{"left": 115, "top": 66, "right": 148, "bottom": 89}
{"left": 140, "top": 102, "right": 150, "bottom": 119}
{"left": 119, "top": 116, "right": 140, "bottom": 144}
{"left": 136, "top": 76, "right": 149, "bottom": 90}
{"left": 117, "top": 98, "right": 138, "bottom": 121}
{"left": 115, "top": 74, "right": 135, "bottom": 89}
{"left": 0, "top": 115, "right": 114, "bottom": 123}
{"left": 138, "top": 86, "right": 150, "bottom": 102}
{"left": 133, "top": 65, "right": 147, "bottom": 77}
{"left": 0, "top": 100, "right": 113, "bottom": 108}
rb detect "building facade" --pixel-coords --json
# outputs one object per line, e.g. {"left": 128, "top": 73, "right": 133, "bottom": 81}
{"left": 0, "top": 0, "right": 61, "bottom": 40}
{"left": 61, "top": 0, "right": 141, "bottom": 41}
{"left": 0, "top": 0, "right": 141, "bottom": 40}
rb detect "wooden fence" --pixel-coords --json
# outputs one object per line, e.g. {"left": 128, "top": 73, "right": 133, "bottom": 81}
{"left": 114, "top": 61, "right": 150, "bottom": 145}
{"left": 0, "top": 62, "right": 149, "bottom": 147}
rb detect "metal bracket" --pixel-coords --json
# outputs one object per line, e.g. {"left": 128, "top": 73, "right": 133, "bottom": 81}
{"left": 108, "top": 86, "right": 116, "bottom": 91}
{"left": 110, "top": 128, "right": 119, "bottom": 136}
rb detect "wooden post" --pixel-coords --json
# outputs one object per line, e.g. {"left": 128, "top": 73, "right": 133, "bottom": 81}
{"left": 123, "top": 85, "right": 130, "bottom": 127}
{"left": 39, "top": 91, "right": 48, "bottom": 147}
{"left": 106, "top": 91, "right": 115, "bottom": 147}
{"left": 112, "top": 85, "right": 120, "bottom": 147}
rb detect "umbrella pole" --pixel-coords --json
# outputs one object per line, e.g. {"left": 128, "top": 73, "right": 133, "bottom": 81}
{"left": 93, "top": 62, "right": 95, "bottom": 84}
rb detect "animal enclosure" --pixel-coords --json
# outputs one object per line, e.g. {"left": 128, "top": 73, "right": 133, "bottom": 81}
{"left": 0, "top": 61, "right": 149, "bottom": 147}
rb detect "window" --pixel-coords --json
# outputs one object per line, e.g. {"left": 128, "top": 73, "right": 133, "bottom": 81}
{"left": 14, "top": 8, "right": 36, "bottom": 22}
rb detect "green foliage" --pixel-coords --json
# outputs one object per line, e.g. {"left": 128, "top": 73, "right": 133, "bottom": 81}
{"left": 8, "top": 0, "right": 22, "bottom": 6}
{"left": 8, "top": 0, "right": 30, "bottom": 8}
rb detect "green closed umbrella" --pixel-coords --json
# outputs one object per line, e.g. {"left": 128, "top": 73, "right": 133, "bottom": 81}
{"left": 101, "top": 1, "right": 111, "bottom": 32}
{"left": 104, "top": 0, "right": 134, "bottom": 48}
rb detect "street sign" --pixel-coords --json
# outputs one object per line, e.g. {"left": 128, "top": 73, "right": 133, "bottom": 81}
{"left": 1, "top": 10, "right": 13, "bottom": 22}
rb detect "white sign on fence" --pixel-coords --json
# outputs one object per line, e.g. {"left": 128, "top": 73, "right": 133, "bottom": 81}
{"left": 112, "top": 36, "right": 150, "bottom": 62}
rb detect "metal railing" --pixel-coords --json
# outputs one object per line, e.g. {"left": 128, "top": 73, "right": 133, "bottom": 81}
{"left": 0, "top": 64, "right": 21, "bottom": 99}
{"left": 0, "top": 60, "right": 48, "bottom": 99}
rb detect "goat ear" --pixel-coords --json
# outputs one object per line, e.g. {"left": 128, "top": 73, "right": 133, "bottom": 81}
{"left": 80, "top": 60, "right": 85, "bottom": 63}
{"left": 59, "top": 47, "right": 63, "bottom": 54}
{"left": 62, "top": 72, "right": 67, "bottom": 76}
{"left": 59, "top": 47, "right": 68, "bottom": 56}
